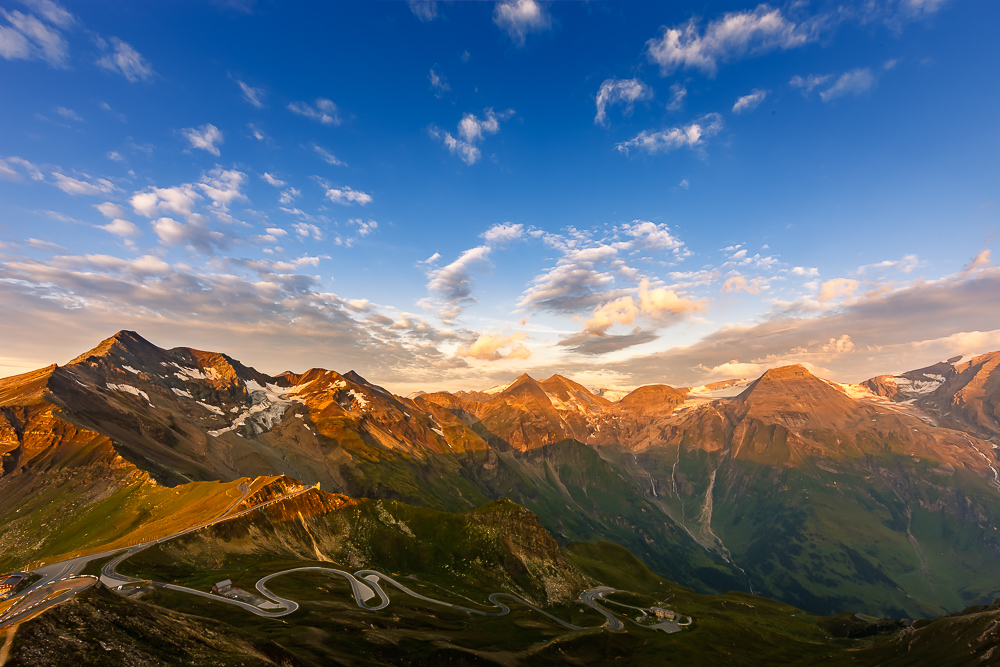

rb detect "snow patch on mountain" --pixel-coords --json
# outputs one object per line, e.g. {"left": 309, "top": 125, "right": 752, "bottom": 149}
{"left": 209, "top": 379, "right": 300, "bottom": 438}
{"left": 106, "top": 383, "right": 150, "bottom": 403}
{"left": 170, "top": 362, "right": 219, "bottom": 381}
{"left": 171, "top": 387, "right": 193, "bottom": 398}
{"left": 347, "top": 389, "right": 369, "bottom": 410}
{"left": 197, "top": 401, "right": 224, "bottom": 415}
{"left": 822, "top": 379, "right": 879, "bottom": 400}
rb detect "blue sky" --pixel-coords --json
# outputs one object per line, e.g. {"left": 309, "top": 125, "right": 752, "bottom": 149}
{"left": 1, "top": 0, "right": 998, "bottom": 392}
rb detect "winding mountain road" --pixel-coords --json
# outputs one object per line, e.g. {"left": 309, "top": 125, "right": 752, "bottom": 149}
{"left": 9, "top": 481, "right": 638, "bottom": 634}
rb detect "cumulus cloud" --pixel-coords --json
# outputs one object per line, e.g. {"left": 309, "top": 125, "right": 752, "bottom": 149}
{"left": 431, "top": 108, "right": 514, "bottom": 165}
{"left": 325, "top": 186, "right": 372, "bottom": 206}
{"left": 611, "top": 263, "right": 1000, "bottom": 387}
{"left": 293, "top": 222, "right": 324, "bottom": 241}
{"left": 518, "top": 222, "right": 690, "bottom": 317}
{"left": 426, "top": 244, "right": 492, "bottom": 314}
{"left": 594, "top": 78, "right": 651, "bottom": 125}
{"left": 722, "top": 275, "right": 761, "bottom": 294}
{"left": 181, "top": 124, "right": 223, "bottom": 156}
{"left": 288, "top": 98, "right": 340, "bottom": 125}
{"left": 151, "top": 216, "right": 226, "bottom": 253}
{"left": 646, "top": 4, "right": 819, "bottom": 76}
{"left": 131, "top": 184, "right": 200, "bottom": 218}
{"left": 493, "top": 0, "right": 551, "bottom": 46}
{"left": 0, "top": 250, "right": 471, "bottom": 389}
{"left": 97, "top": 37, "right": 154, "bottom": 82}
{"left": 616, "top": 113, "right": 723, "bottom": 156}
{"left": 457, "top": 332, "right": 530, "bottom": 361}
{"left": 93, "top": 203, "right": 124, "bottom": 221}
{"left": 817, "top": 277, "right": 860, "bottom": 303}
{"left": 198, "top": 167, "right": 246, "bottom": 211}
{"left": 98, "top": 218, "right": 141, "bottom": 238}
{"left": 732, "top": 88, "right": 767, "bottom": 113}
{"left": 482, "top": 222, "right": 523, "bottom": 244}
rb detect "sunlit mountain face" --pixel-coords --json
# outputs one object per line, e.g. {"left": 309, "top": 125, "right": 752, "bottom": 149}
{"left": 1, "top": 1, "right": 998, "bottom": 664}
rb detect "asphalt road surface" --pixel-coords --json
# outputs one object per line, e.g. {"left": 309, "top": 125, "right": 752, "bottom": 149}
{"left": 0, "top": 577, "right": 97, "bottom": 630}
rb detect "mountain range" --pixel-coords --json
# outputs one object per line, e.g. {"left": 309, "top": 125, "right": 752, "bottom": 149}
{"left": 3, "top": 330, "right": 1000, "bottom": 664}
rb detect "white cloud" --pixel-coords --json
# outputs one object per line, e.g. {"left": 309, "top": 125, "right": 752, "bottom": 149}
{"left": 293, "top": 222, "right": 324, "bottom": 241}
{"left": 860, "top": 254, "right": 920, "bottom": 274}
{"left": 95, "top": 201, "right": 127, "bottom": 219}
{"left": 198, "top": 167, "right": 246, "bottom": 210}
{"left": 288, "top": 98, "right": 340, "bottom": 125}
{"left": 131, "top": 184, "right": 200, "bottom": 218}
{"left": 312, "top": 143, "right": 346, "bottom": 166}
{"left": 97, "top": 37, "right": 154, "bottom": 82}
{"left": 22, "top": 1, "right": 76, "bottom": 28}
{"left": 55, "top": 106, "right": 82, "bottom": 121}
{"left": 620, "top": 220, "right": 689, "bottom": 256}
{"left": 0, "top": 155, "right": 42, "bottom": 181}
{"left": 666, "top": 83, "right": 687, "bottom": 111}
{"left": 51, "top": 172, "right": 117, "bottom": 196}
{"left": 817, "top": 277, "right": 860, "bottom": 303}
{"left": 0, "top": 9, "right": 68, "bottom": 66}
{"left": 236, "top": 80, "right": 265, "bottom": 108}
{"left": 98, "top": 218, "right": 141, "bottom": 238}
{"left": 493, "top": 0, "right": 551, "bottom": 46}
{"left": 457, "top": 332, "right": 530, "bottom": 361}
{"left": 325, "top": 186, "right": 372, "bottom": 206}
{"left": 349, "top": 218, "right": 378, "bottom": 237}
{"left": 26, "top": 237, "right": 65, "bottom": 252}
{"left": 585, "top": 279, "right": 705, "bottom": 332}
{"left": 789, "top": 73, "right": 832, "bottom": 93}
{"left": 594, "top": 78, "right": 651, "bottom": 125}
{"left": 616, "top": 113, "right": 723, "bottom": 156}
{"left": 647, "top": 4, "right": 818, "bottom": 76}
{"left": 820, "top": 68, "right": 876, "bottom": 102}
{"left": 732, "top": 88, "right": 767, "bottom": 113}
{"left": 679, "top": 179, "right": 690, "bottom": 189}
{"left": 429, "top": 67, "right": 450, "bottom": 96}
{"left": 901, "top": 0, "right": 950, "bottom": 17}
{"left": 482, "top": 222, "right": 523, "bottom": 244}
{"left": 151, "top": 216, "right": 226, "bottom": 252}
{"left": 261, "top": 172, "right": 285, "bottom": 187}
{"left": 432, "top": 108, "right": 514, "bottom": 165}
{"left": 106, "top": 151, "right": 124, "bottom": 162}
{"left": 408, "top": 0, "right": 437, "bottom": 21}
{"left": 278, "top": 188, "right": 300, "bottom": 205}
{"left": 426, "top": 244, "right": 492, "bottom": 313}
{"left": 181, "top": 124, "right": 223, "bottom": 156}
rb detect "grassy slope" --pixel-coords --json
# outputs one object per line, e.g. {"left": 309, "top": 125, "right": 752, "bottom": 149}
{"left": 0, "top": 471, "right": 276, "bottom": 571}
